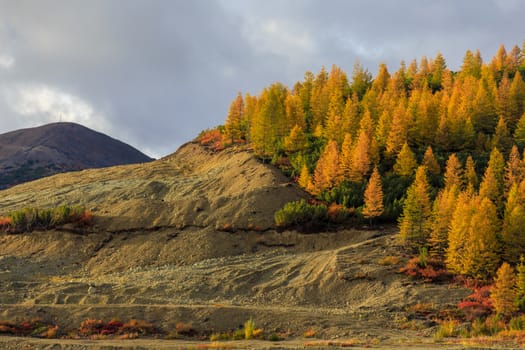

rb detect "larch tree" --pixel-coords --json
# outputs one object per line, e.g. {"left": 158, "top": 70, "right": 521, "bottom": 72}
{"left": 443, "top": 153, "right": 464, "bottom": 190}
{"left": 492, "top": 116, "right": 512, "bottom": 154}
{"left": 514, "top": 112, "right": 525, "bottom": 149}
{"left": 398, "top": 166, "right": 432, "bottom": 249}
{"left": 393, "top": 142, "right": 418, "bottom": 177}
{"left": 509, "top": 71, "right": 525, "bottom": 129}
{"left": 504, "top": 145, "right": 523, "bottom": 193}
{"left": 363, "top": 167, "right": 384, "bottom": 224}
{"left": 312, "top": 140, "right": 340, "bottom": 194}
{"left": 464, "top": 197, "right": 501, "bottom": 280}
{"left": 250, "top": 83, "right": 288, "bottom": 157}
{"left": 283, "top": 125, "right": 307, "bottom": 153}
{"left": 429, "top": 185, "right": 459, "bottom": 258}
{"left": 385, "top": 102, "right": 409, "bottom": 158}
{"left": 446, "top": 191, "right": 475, "bottom": 274}
{"left": 284, "top": 94, "right": 306, "bottom": 131}
{"left": 502, "top": 183, "right": 525, "bottom": 264}
{"left": 517, "top": 257, "right": 525, "bottom": 308}
{"left": 339, "top": 133, "right": 353, "bottom": 180}
{"left": 310, "top": 67, "right": 329, "bottom": 130}
{"left": 491, "top": 262, "right": 518, "bottom": 317}
{"left": 465, "top": 156, "right": 479, "bottom": 191}
{"left": 349, "top": 112, "right": 374, "bottom": 182}
{"left": 298, "top": 163, "right": 313, "bottom": 191}
{"left": 224, "top": 92, "right": 244, "bottom": 144}
{"left": 350, "top": 61, "right": 372, "bottom": 99}
{"left": 422, "top": 146, "right": 441, "bottom": 175}
{"left": 479, "top": 148, "right": 505, "bottom": 209}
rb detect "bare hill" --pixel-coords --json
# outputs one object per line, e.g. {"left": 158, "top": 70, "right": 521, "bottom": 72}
{"left": 0, "top": 143, "right": 469, "bottom": 349}
{"left": 0, "top": 122, "right": 153, "bottom": 188}
{"left": 0, "top": 142, "right": 307, "bottom": 231}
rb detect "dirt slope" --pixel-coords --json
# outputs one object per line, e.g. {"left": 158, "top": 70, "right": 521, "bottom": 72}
{"left": 0, "top": 142, "right": 307, "bottom": 231}
{"left": 0, "top": 143, "right": 469, "bottom": 349}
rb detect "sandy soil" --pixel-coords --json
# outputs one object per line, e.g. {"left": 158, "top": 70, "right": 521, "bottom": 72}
{"left": 0, "top": 143, "right": 471, "bottom": 349}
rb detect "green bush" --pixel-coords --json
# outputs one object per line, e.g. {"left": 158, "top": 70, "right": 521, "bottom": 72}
{"left": 274, "top": 200, "right": 328, "bottom": 228}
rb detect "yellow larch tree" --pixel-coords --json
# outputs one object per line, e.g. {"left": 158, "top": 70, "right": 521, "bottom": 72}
{"left": 224, "top": 92, "right": 244, "bottom": 144}
{"left": 312, "top": 140, "right": 340, "bottom": 194}
{"left": 463, "top": 196, "right": 501, "bottom": 280}
{"left": 504, "top": 145, "right": 523, "bottom": 193}
{"left": 363, "top": 167, "right": 384, "bottom": 224}
{"left": 339, "top": 133, "right": 353, "bottom": 180}
{"left": 398, "top": 166, "right": 432, "bottom": 249}
{"left": 491, "top": 262, "right": 518, "bottom": 317}
{"left": 465, "top": 155, "right": 479, "bottom": 191}
{"left": 393, "top": 142, "right": 418, "bottom": 177}
{"left": 446, "top": 191, "right": 476, "bottom": 274}
{"left": 502, "top": 183, "right": 525, "bottom": 264}
{"left": 422, "top": 146, "right": 440, "bottom": 175}
{"left": 429, "top": 185, "right": 459, "bottom": 258}
{"left": 443, "top": 153, "right": 464, "bottom": 190}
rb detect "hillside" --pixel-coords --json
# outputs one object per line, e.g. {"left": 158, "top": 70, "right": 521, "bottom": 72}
{"left": 0, "top": 122, "right": 153, "bottom": 189}
{"left": 0, "top": 142, "right": 469, "bottom": 349}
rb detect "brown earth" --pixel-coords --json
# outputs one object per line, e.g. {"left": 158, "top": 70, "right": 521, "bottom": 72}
{"left": 0, "top": 143, "right": 470, "bottom": 349}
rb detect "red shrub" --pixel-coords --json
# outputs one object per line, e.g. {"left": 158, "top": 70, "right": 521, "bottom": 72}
{"left": 400, "top": 257, "right": 452, "bottom": 283}
{"left": 458, "top": 285, "right": 493, "bottom": 321}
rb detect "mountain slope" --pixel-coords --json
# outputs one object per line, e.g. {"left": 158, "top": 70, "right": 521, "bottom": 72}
{"left": 0, "top": 142, "right": 308, "bottom": 231}
{"left": 0, "top": 122, "right": 153, "bottom": 188}
{"left": 0, "top": 142, "right": 469, "bottom": 348}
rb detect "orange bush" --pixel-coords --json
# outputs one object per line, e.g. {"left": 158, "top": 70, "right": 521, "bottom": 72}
{"left": 0, "top": 216, "right": 12, "bottom": 231}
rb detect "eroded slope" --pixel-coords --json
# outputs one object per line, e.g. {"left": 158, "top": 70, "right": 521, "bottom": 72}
{"left": 0, "top": 143, "right": 307, "bottom": 231}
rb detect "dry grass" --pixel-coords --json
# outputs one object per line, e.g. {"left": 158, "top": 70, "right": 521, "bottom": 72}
{"left": 377, "top": 255, "right": 401, "bottom": 266}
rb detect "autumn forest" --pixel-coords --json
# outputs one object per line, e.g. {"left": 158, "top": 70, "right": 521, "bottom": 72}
{"left": 205, "top": 43, "right": 525, "bottom": 286}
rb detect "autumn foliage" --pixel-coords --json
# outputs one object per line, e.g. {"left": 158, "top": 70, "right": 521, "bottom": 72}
{"left": 214, "top": 43, "right": 525, "bottom": 279}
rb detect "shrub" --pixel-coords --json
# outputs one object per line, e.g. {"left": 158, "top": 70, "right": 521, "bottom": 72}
{"left": 399, "top": 256, "right": 452, "bottom": 283}
{"left": 0, "top": 217, "right": 12, "bottom": 231}
{"left": 458, "top": 286, "right": 493, "bottom": 321}
{"left": 0, "top": 319, "right": 58, "bottom": 338}
{"left": 434, "top": 319, "right": 459, "bottom": 340}
{"left": 1, "top": 205, "right": 94, "bottom": 233}
{"left": 198, "top": 128, "right": 224, "bottom": 151}
{"left": 244, "top": 318, "right": 255, "bottom": 340}
{"left": 274, "top": 200, "right": 328, "bottom": 228}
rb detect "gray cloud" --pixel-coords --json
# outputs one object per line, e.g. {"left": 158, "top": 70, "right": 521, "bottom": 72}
{"left": 0, "top": 0, "right": 523, "bottom": 157}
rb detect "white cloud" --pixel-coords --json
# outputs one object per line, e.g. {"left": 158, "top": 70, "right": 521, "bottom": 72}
{"left": 243, "top": 18, "right": 315, "bottom": 58}
{"left": 2, "top": 84, "right": 111, "bottom": 132}
{"left": 0, "top": 54, "right": 14, "bottom": 69}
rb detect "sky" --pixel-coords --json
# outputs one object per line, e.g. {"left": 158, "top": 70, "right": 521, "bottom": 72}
{"left": 0, "top": 0, "right": 524, "bottom": 158}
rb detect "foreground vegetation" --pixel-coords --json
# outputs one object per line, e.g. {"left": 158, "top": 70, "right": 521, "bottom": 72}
{"left": 0, "top": 206, "right": 93, "bottom": 233}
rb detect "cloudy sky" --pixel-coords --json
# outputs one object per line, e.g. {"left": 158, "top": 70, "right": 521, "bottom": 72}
{"left": 0, "top": 0, "right": 523, "bottom": 158}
